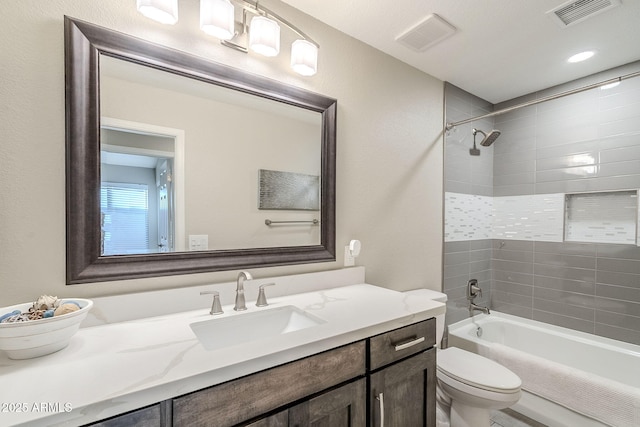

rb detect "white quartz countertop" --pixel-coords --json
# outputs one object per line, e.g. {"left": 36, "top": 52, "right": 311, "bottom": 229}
{"left": 0, "top": 283, "right": 444, "bottom": 426}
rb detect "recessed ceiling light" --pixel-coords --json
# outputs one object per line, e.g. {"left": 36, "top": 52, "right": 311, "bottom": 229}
{"left": 568, "top": 51, "right": 595, "bottom": 63}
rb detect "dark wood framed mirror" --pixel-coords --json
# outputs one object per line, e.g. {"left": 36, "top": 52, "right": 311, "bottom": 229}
{"left": 65, "top": 17, "right": 336, "bottom": 284}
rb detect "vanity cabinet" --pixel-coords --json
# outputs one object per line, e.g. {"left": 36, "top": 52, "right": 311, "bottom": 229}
{"left": 172, "top": 341, "right": 366, "bottom": 426}
{"left": 368, "top": 319, "right": 437, "bottom": 427}
{"left": 84, "top": 318, "right": 436, "bottom": 427}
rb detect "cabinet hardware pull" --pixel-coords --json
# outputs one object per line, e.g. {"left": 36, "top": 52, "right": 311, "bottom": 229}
{"left": 393, "top": 336, "right": 425, "bottom": 352}
{"left": 376, "top": 392, "right": 385, "bottom": 427}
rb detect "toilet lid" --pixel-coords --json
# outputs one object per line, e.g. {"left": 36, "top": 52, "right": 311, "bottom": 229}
{"left": 438, "top": 347, "right": 521, "bottom": 393}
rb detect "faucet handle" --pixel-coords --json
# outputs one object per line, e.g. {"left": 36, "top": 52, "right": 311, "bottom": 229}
{"left": 467, "top": 279, "right": 482, "bottom": 299}
{"left": 472, "top": 284, "right": 482, "bottom": 298}
{"left": 200, "top": 291, "right": 224, "bottom": 315}
{"left": 256, "top": 283, "right": 275, "bottom": 307}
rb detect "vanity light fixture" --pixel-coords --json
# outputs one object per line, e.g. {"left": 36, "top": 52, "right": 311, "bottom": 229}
{"left": 138, "top": 0, "right": 319, "bottom": 76}
{"left": 215, "top": 0, "right": 319, "bottom": 76}
{"left": 249, "top": 15, "right": 280, "bottom": 57}
{"left": 291, "top": 39, "right": 318, "bottom": 76}
{"left": 136, "top": 0, "right": 179, "bottom": 25}
{"left": 200, "top": 0, "right": 235, "bottom": 40}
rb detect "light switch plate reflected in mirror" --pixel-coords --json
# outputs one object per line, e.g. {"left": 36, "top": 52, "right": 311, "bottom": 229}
{"left": 189, "top": 235, "right": 209, "bottom": 251}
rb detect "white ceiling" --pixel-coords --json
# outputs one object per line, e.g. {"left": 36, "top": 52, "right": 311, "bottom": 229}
{"left": 281, "top": 0, "right": 640, "bottom": 103}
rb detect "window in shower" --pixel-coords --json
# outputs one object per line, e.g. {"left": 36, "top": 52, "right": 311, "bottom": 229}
{"left": 564, "top": 190, "right": 638, "bottom": 245}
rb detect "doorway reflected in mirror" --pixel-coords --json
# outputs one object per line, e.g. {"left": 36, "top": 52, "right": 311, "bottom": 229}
{"left": 100, "top": 118, "right": 186, "bottom": 255}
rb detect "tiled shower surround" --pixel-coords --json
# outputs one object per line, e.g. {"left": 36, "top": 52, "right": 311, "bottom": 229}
{"left": 444, "top": 61, "right": 640, "bottom": 345}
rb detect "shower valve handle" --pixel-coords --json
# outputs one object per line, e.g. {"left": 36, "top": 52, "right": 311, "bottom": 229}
{"left": 471, "top": 284, "right": 482, "bottom": 298}
{"left": 467, "top": 279, "right": 482, "bottom": 299}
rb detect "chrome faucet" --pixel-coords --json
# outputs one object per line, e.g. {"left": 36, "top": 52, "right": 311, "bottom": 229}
{"left": 467, "top": 279, "right": 490, "bottom": 315}
{"left": 234, "top": 271, "right": 253, "bottom": 311}
{"left": 470, "top": 301, "right": 490, "bottom": 315}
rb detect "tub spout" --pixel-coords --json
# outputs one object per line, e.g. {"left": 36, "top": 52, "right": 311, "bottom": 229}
{"left": 469, "top": 302, "right": 490, "bottom": 315}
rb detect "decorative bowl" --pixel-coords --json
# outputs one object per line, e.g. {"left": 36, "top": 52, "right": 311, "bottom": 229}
{"left": 0, "top": 299, "right": 93, "bottom": 360}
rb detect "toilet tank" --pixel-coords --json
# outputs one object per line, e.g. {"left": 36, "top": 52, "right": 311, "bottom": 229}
{"left": 404, "top": 289, "right": 447, "bottom": 346}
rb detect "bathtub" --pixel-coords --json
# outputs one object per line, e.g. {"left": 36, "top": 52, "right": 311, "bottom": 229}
{"left": 448, "top": 311, "right": 640, "bottom": 427}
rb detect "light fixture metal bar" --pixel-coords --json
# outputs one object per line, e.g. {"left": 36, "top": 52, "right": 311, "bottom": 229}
{"left": 222, "top": 7, "right": 249, "bottom": 52}
{"left": 445, "top": 69, "right": 640, "bottom": 131}
{"left": 235, "top": 0, "right": 319, "bottom": 47}
{"left": 221, "top": 39, "right": 249, "bottom": 52}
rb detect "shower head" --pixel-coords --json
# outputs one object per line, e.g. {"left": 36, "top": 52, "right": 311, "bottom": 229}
{"left": 472, "top": 128, "right": 501, "bottom": 146}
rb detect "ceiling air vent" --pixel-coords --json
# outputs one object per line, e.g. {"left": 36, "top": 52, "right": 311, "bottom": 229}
{"left": 547, "top": 0, "right": 622, "bottom": 27}
{"left": 395, "top": 14, "right": 456, "bottom": 52}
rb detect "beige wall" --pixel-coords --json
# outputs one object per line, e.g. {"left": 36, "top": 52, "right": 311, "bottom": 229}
{"left": 0, "top": 0, "right": 444, "bottom": 305}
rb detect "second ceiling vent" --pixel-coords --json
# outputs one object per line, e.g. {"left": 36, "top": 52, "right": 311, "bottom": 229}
{"left": 547, "top": 0, "right": 622, "bottom": 27}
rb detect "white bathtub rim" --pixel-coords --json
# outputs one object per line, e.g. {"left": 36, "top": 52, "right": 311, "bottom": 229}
{"left": 449, "top": 311, "right": 640, "bottom": 358}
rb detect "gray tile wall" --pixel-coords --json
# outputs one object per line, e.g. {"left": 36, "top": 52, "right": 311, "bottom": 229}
{"left": 444, "top": 61, "right": 640, "bottom": 346}
{"left": 491, "top": 240, "right": 640, "bottom": 345}
{"left": 444, "top": 240, "right": 492, "bottom": 325}
{"left": 444, "top": 83, "right": 495, "bottom": 197}
{"left": 493, "top": 61, "right": 640, "bottom": 197}
{"left": 444, "top": 82, "right": 495, "bottom": 324}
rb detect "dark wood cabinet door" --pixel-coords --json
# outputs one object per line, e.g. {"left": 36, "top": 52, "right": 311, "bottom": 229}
{"left": 289, "top": 378, "right": 366, "bottom": 427}
{"left": 369, "top": 348, "right": 436, "bottom": 427}
{"left": 173, "top": 342, "right": 365, "bottom": 427}
{"left": 244, "top": 410, "right": 288, "bottom": 427}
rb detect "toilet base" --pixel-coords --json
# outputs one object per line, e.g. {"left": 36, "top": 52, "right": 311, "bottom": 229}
{"left": 436, "top": 401, "right": 451, "bottom": 427}
{"left": 450, "top": 401, "right": 490, "bottom": 427}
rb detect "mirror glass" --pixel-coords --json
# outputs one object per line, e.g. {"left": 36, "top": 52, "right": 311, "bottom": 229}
{"left": 65, "top": 17, "right": 336, "bottom": 284}
{"left": 99, "top": 56, "right": 322, "bottom": 255}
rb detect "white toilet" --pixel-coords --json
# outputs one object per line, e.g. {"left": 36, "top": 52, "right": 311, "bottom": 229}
{"left": 405, "top": 289, "right": 522, "bottom": 427}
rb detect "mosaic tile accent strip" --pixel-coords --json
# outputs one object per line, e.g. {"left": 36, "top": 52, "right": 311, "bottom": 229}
{"left": 445, "top": 192, "right": 565, "bottom": 242}
{"left": 493, "top": 193, "right": 565, "bottom": 242}
{"left": 445, "top": 192, "right": 493, "bottom": 241}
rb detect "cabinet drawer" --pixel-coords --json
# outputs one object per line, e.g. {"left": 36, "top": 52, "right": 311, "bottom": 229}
{"left": 369, "top": 318, "right": 435, "bottom": 371}
{"left": 85, "top": 403, "right": 165, "bottom": 427}
{"left": 173, "top": 341, "right": 366, "bottom": 427}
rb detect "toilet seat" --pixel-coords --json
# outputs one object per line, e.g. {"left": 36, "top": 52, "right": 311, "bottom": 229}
{"left": 437, "top": 347, "right": 521, "bottom": 393}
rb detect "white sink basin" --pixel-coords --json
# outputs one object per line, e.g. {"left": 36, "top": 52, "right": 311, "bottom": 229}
{"left": 190, "top": 305, "right": 326, "bottom": 351}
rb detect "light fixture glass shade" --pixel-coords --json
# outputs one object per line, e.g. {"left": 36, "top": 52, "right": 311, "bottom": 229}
{"left": 249, "top": 16, "right": 280, "bottom": 57}
{"left": 291, "top": 40, "right": 318, "bottom": 76}
{"left": 136, "top": 0, "right": 178, "bottom": 25}
{"left": 200, "top": 0, "right": 235, "bottom": 40}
